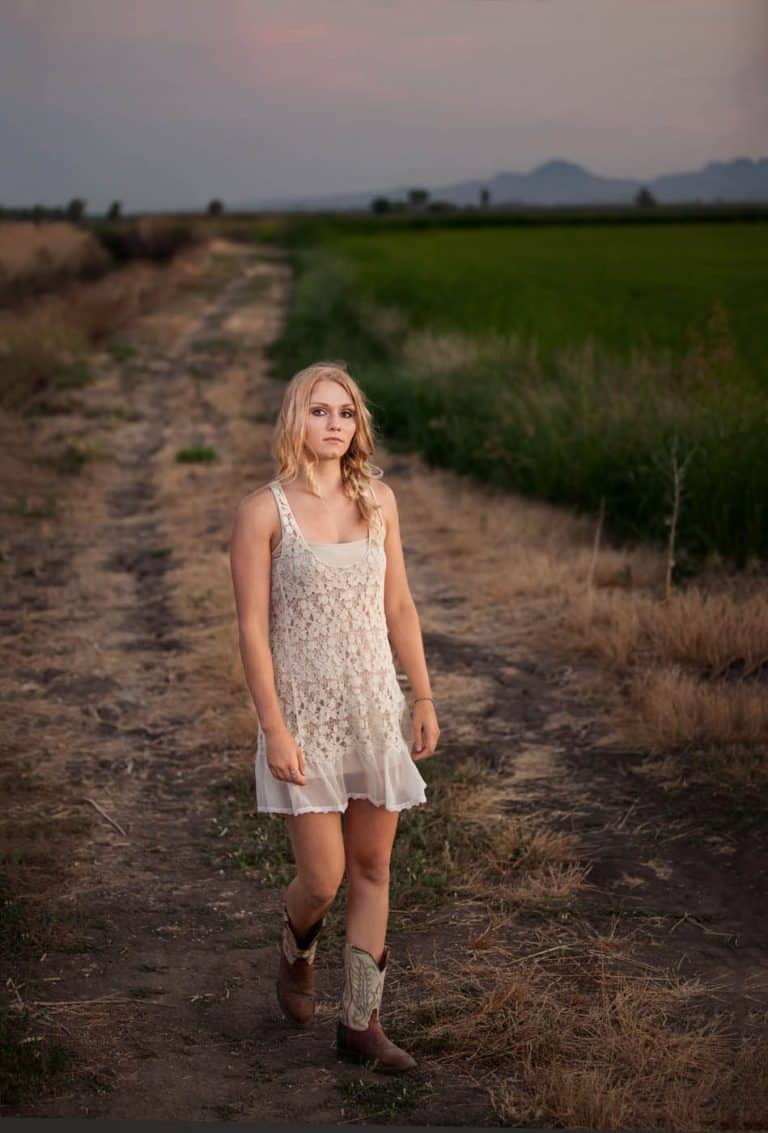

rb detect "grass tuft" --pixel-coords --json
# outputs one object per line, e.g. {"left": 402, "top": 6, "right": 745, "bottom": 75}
{"left": 174, "top": 445, "right": 219, "bottom": 464}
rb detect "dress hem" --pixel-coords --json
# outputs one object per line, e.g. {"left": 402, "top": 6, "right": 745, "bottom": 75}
{"left": 255, "top": 791, "right": 428, "bottom": 817}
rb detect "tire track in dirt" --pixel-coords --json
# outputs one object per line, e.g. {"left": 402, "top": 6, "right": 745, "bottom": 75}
{"left": 5, "top": 240, "right": 765, "bottom": 1124}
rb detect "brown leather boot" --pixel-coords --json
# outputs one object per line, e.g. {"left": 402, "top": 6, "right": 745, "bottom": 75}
{"left": 335, "top": 941, "right": 417, "bottom": 1073}
{"left": 276, "top": 904, "right": 326, "bottom": 1025}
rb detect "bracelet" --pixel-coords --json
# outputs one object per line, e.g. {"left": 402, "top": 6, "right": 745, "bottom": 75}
{"left": 413, "top": 696, "right": 434, "bottom": 704}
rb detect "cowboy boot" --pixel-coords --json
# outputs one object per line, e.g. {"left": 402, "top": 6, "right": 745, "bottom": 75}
{"left": 276, "top": 903, "right": 326, "bottom": 1025}
{"left": 335, "top": 941, "right": 417, "bottom": 1073}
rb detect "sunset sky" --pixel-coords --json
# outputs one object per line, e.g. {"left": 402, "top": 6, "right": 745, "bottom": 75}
{"left": 2, "top": 0, "right": 766, "bottom": 212}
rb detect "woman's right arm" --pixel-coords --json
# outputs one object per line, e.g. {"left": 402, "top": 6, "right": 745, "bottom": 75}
{"left": 229, "top": 491, "right": 307, "bottom": 785}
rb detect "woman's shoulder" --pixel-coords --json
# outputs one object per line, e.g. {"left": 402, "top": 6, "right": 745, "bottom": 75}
{"left": 233, "top": 481, "right": 279, "bottom": 536}
{"left": 367, "top": 477, "right": 397, "bottom": 538}
{"left": 368, "top": 477, "right": 396, "bottom": 505}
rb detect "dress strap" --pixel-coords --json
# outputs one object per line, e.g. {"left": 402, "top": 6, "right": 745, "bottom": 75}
{"left": 269, "top": 480, "right": 298, "bottom": 544}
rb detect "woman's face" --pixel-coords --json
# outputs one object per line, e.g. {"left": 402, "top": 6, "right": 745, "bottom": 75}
{"left": 304, "top": 378, "right": 358, "bottom": 461}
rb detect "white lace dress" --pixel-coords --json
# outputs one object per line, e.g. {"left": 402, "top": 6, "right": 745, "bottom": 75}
{"left": 254, "top": 478, "right": 429, "bottom": 816}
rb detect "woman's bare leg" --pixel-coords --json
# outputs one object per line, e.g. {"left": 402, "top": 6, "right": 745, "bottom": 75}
{"left": 342, "top": 799, "right": 400, "bottom": 961}
{"left": 283, "top": 812, "right": 346, "bottom": 938}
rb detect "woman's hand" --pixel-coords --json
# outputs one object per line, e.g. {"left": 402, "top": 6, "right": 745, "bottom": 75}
{"left": 265, "top": 725, "right": 307, "bottom": 786}
{"left": 411, "top": 700, "right": 440, "bottom": 761}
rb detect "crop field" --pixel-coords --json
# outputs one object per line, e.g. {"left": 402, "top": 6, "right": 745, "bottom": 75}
{"left": 269, "top": 219, "right": 768, "bottom": 566}
{"left": 327, "top": 222, "right": 768, "bottom": 388}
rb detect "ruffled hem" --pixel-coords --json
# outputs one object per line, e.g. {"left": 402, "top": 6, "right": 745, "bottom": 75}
{"left": 256, "top": 791, "right": 428, "bottom": 816}
{"left": 254, "top": 711, "right": 429, "bottom": 816}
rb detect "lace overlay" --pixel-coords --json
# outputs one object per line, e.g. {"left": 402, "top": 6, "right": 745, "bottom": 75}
{"left": 254, "top": 479, "right": 428, "bottom": 815}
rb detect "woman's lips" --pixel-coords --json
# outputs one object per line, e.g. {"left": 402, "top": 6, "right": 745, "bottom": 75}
{"left": 324, "top": 437, "right": 343, "bottom": 443}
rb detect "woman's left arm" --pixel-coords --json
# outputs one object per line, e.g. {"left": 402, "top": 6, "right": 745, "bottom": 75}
{"left": 377, "top": 482, "right": 440, "bottom": 761}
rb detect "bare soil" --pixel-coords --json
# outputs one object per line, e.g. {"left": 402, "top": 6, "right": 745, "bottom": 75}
{"left": 2, "top": 241, "right": 765, "bottom": 1126}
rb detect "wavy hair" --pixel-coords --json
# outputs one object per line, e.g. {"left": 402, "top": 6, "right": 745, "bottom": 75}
{"left": 270, "top": 361, "right": 384, "bottom": 524}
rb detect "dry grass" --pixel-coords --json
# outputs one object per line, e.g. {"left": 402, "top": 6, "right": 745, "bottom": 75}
{"left": 449, "top": 785, "right": 590, "bottom": 905}
{"left": 0, "top": 262, "right": 176, "bottom": 410}
{"left": 567, "top": 586, "right": 768, "bottom": 677}
{"left": 398, "top": 464, "right": 768, "bottom": 784}
{"left": 612, "top": 666, "right": 768, "bottom": 787}
{"left": 568, "top": 585, "right": 768, "bottom": 785}
{"left": 409, "top": 933, "right": 765, "bottom": 1130}
{"left": 0, "top": 221, "right": 110, "bottom": 302}
{"left": 397, "top": 753, "right": 767, "bottom": 1127}
{"left": 0, "top": 313, "right": 87, "bottom": 408}
{"left": 401, "top": 774, "right": 767, "bottom": 1133}
{"left": 629, "top": 665, "right": 768, "bottom": 749}
{"left": 640, "top": 590, "right": 768, "bottom": 675}
{"left": 402, "top": 323, "right": 547, "bottom": 385}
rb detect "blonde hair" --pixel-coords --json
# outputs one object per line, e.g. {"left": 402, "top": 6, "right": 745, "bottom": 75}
{"left": 270, "top": 361, "right": 384, "bottom": 524}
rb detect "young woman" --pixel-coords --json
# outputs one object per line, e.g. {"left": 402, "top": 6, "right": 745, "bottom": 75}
{"left": 229, "top": 360, "right": 440, "bottom": 1073}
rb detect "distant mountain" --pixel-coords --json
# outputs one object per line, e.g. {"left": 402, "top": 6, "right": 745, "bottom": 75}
{"left": 234, "top": 156, "right": 768, "bottom": 211}
{"left": 650, "top": 157, "right": 768, "bottom": 203}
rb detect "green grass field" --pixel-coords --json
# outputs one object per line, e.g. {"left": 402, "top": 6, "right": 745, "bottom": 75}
{"left": 268, "top": 218, "right": 768, "bottom": 567}
{"left": 329, "top": 223, "right": 767, "bottom": 389}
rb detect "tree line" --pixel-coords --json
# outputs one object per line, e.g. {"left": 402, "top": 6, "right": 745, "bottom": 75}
{"left": 1, "top": 191, "right": 660, "bottom": 223}
{"left": 370, "top": 185, "right": 659, "bottom": 213}
{"left": 0, "top": 199, "right": 226, "bottom": 223}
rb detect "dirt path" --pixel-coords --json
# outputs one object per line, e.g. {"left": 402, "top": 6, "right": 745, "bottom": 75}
{"left": 3, "top": 241, "right": 765, "bottom": 1126}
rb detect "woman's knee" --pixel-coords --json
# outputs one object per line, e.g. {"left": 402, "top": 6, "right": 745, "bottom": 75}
{"left": 346, "top": 855, "right": 391, "bottom": 888}
{"left": 286, "top": 813, "right": 345, "bottom": 905}
{"left": 296, "top": 867, "right": 344, "bottom": 907}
